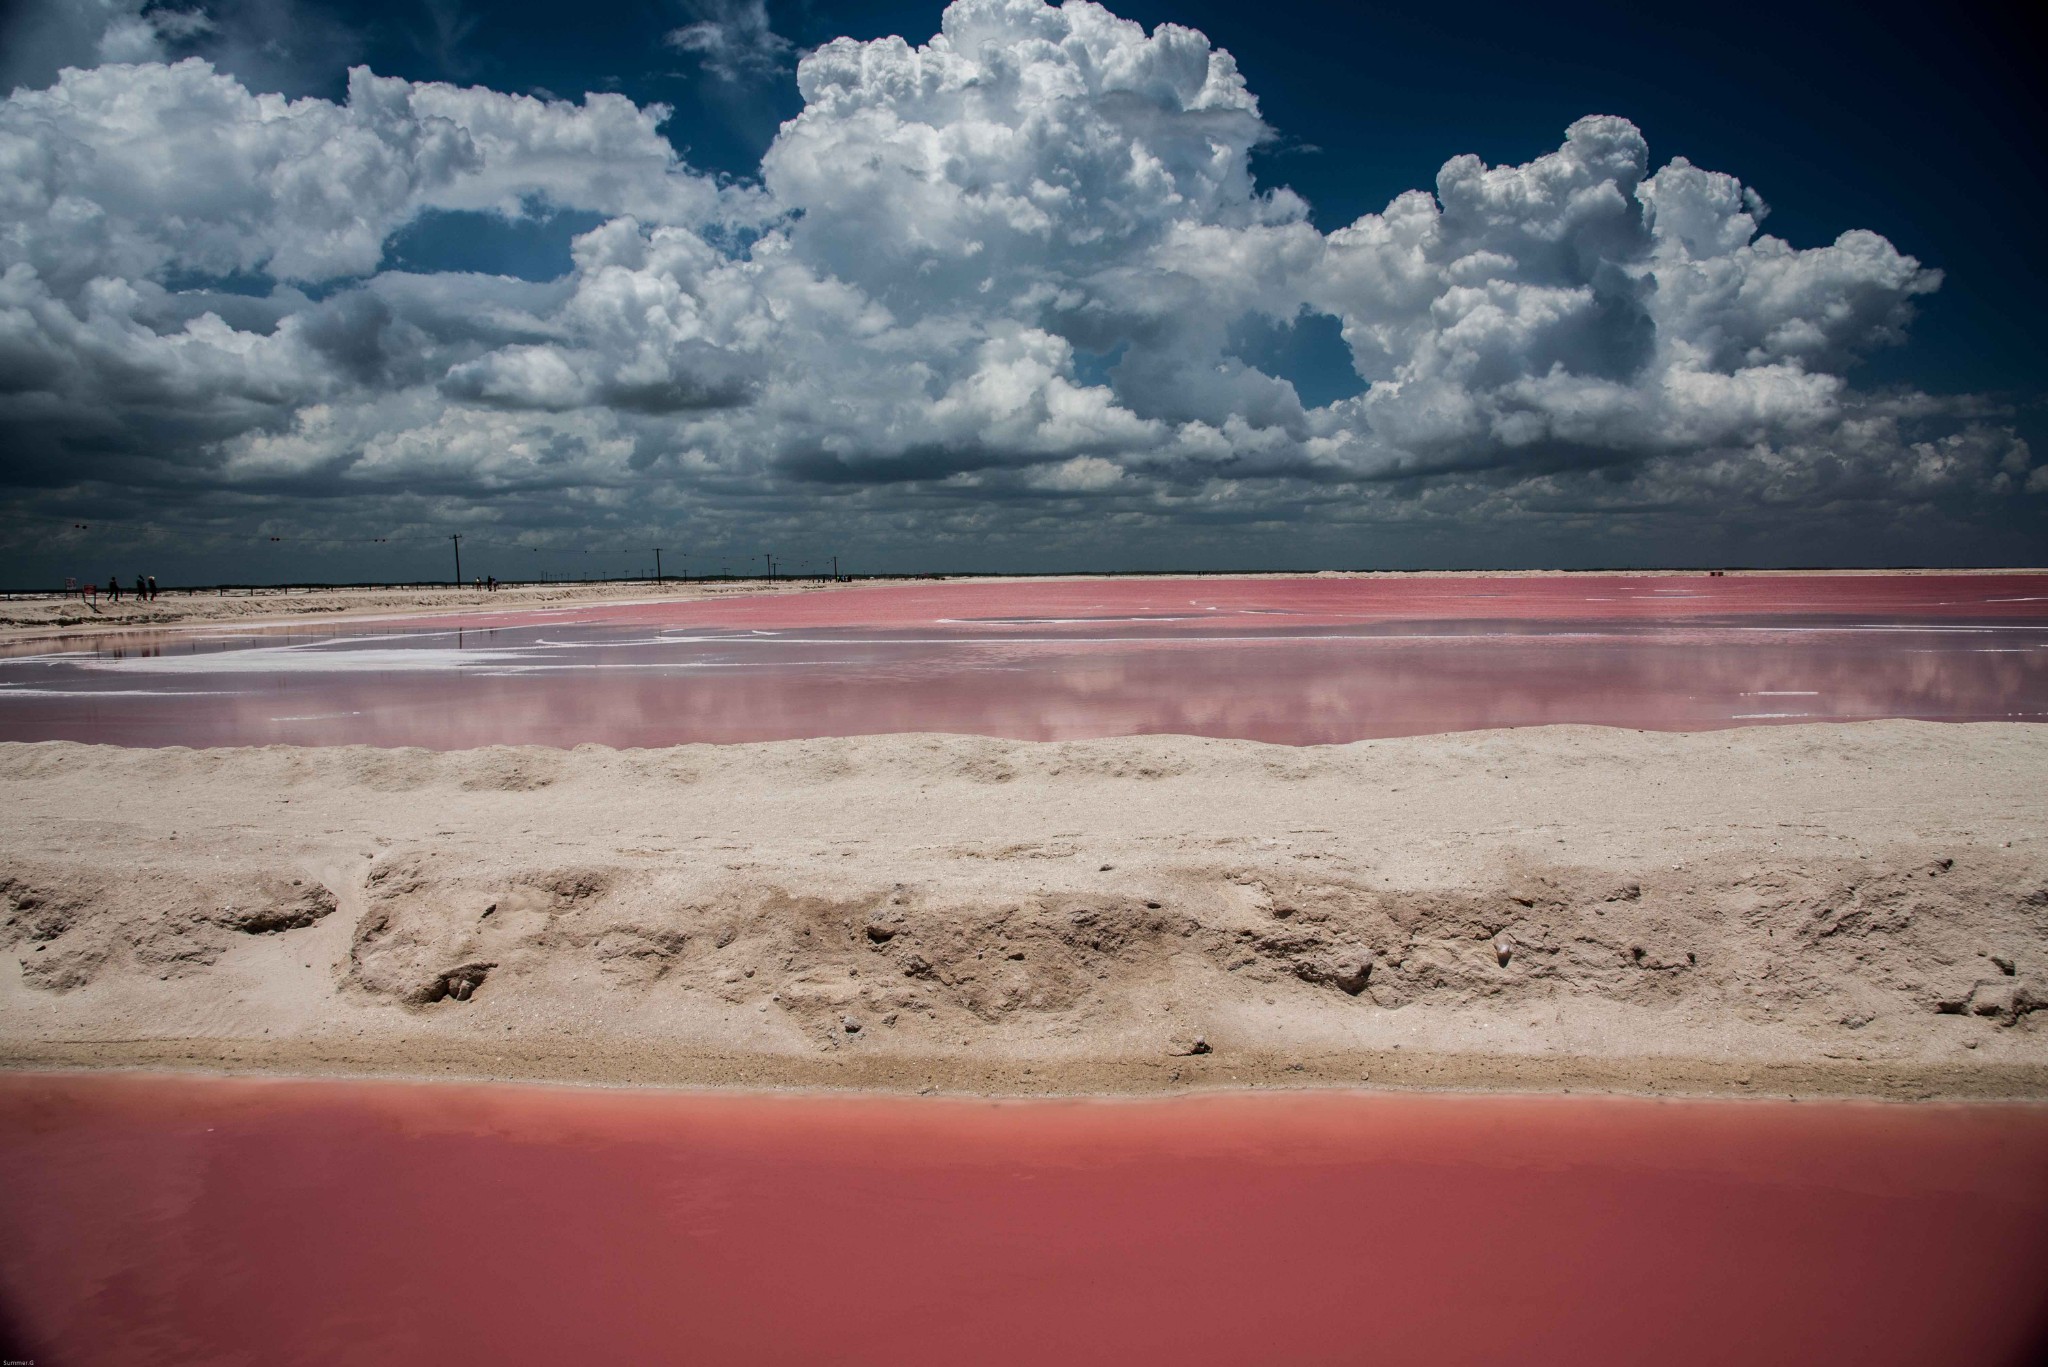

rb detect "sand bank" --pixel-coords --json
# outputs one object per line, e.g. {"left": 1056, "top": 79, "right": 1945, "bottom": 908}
{"left": 0, "top": 576, "right": 843, "bottom": 642}
{"left": 2, "top": 721, "right": 2044, "bottom": 1098}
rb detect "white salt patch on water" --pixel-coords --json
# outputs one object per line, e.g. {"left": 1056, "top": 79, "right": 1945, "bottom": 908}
{"left": 471, "top": 661, "right": 859, "bottom": 674}
{"left": 626, "top": 631, "right": 1621, "bottom": 647}
{"left": 935, "top": 616, "right": 1207, "bottom": 625}
{"left": 77, "top": 646, "right": 535, "bottom": 674}
{"left": 1727, "top": 624, "right": 2046, "bottom": 633}
{"left": 295, "top": 630, "right": 484, "bottom": 648}
{"left": 0, "top": 687, "right": 246, "bottom": 697}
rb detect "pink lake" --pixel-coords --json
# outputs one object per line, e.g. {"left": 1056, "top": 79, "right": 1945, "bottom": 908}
{"left": 2, "top": 573, "right": 2045, "bottom": 747}
{"left": 1, "top": 1073, "right": 2045, "bottom": 1366}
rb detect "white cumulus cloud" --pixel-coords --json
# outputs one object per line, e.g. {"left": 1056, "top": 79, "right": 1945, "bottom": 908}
{"left": 0, "top": 0, "right": 2035, "bottom": 572}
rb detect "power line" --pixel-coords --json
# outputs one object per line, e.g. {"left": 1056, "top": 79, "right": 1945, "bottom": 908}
{"left": 10, "top": 512, "right": 845, "bottom": 578}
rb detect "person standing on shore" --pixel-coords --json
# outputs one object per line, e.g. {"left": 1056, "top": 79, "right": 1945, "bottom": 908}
{"left": 147, "top": 575, "right": 158, "bottom": 600}
{"left": 107, "top": 575, "right": 119, "bottom": 603}
{"left": 135, "top": 574, "right": 146, "bottom": 603}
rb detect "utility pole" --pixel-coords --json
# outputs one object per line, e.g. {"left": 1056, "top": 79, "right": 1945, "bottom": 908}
{"left": 831, "top": 555, "right": 839, "bottom": 581}
{"left": 451, "top": 534, "right": 462, "bottom": 586}
{"left": 654, "top": 548, "right": 662, "bottom": 583}
{"left": 764, "top": 552, "right": 774, "bottom": 581}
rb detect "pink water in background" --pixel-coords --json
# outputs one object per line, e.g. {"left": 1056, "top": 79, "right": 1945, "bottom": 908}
{"left": 1, "top": 1073, "right": 2045, "bottom": 1367}
{"left": 2, "top": 573, "right": 2045, "bottom": 747}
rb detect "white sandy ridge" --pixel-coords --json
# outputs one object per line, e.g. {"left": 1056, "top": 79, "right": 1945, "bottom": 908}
{"left": 2, "top": 721, "right": 2043, "bottom": 1098}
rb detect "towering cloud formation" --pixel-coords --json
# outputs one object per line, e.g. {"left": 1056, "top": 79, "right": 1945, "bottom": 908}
{"left": 0, "top": 0, "right": 2034, "bottom": 568}
{"left": 1314, "top": 121, "right": 1939, "bottom": 473}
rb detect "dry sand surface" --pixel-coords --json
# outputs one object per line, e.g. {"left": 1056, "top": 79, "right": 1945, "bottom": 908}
{"left": 3, "top": 721, "right": 2044, "bottom": 1098}
{"left": 0, "top": 577, "right": 841, "bottom": 641}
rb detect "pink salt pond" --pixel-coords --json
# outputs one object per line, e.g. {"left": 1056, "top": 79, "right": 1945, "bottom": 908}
{"left": 1, "top": 1073, "right": 2045, "bottom": 1366}
{"left": 8, "top": 581, "right": 2045, "bottom": 1365}
{"left": 2, "top": 573, "right": 2045, "bottom": 747}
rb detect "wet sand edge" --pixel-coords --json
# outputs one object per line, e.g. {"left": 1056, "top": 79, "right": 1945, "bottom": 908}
{"left": 6, "top": 1041, "right": 2045, "bottom": 1102}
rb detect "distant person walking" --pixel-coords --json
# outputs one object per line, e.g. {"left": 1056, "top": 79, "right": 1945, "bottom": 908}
{"left": 107, "top": 575, "right": 119, "bottom": 603}
{"left": 135, "top": 575, "right": 146, "bottom": 603}
{"left": 147, "top": 575, "right": 158, "bottom": 600}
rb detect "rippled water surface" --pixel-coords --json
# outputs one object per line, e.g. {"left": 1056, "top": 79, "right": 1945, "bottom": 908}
{"left": 2, "top": 574, "right": 2044, "bottom": 746}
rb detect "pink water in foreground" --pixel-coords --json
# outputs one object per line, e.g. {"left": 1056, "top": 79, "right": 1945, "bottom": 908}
{"left": 2, "top": 1073, "right": 2045, "bottom": 1366}
{"left": 3, "top": 573, "right": 2045, "bottom": 747}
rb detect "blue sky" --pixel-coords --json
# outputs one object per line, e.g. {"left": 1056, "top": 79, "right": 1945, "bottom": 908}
{"left": 0, "top": 0, "right": 2040, "bottom": 580}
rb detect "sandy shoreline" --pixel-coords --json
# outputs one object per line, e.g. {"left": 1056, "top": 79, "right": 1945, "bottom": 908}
{"left": 0, "top": 576, "right": 851, "bottom": 643}
{"left": 4, "top": 722, "right": 2044, "bottom": 1099}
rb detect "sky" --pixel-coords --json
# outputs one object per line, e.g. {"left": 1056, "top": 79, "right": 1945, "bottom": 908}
{"left": 0, "top": 0, "right": 2041, "bottom": 583}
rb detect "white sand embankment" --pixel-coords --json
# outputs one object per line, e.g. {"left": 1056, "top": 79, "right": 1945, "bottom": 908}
{"left": 3, "top": 722, "right": 2044, "bottom": 1097}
